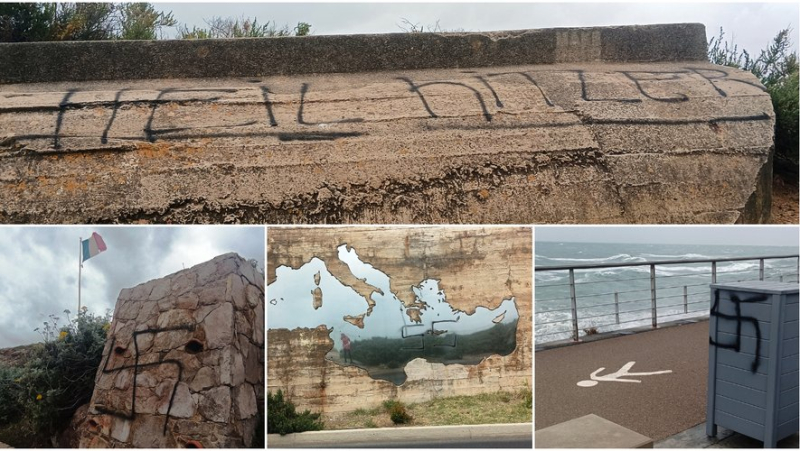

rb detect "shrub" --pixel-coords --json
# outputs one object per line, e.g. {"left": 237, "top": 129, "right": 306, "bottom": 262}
{"left": 709, "top": 27, "right": 799, "bottom": 172}
{"left": 267, "top": 389, "right": 324, "bottom": 435}
{"left": 388, "top": 401, "right": 412, "bottom": 425}
{"left": 0, "top": 308, "right": 110, "bottom": 447}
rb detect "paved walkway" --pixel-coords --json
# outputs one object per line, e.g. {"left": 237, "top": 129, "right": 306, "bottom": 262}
{"left": 535, "top": 320, "right": 710, "bottom": 441}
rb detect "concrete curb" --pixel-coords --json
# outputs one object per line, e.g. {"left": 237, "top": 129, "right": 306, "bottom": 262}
{"left": 0, "top": 23, "right": 707, "bottom": 83}
{"left": 267, "top": 423, "right": 533, "bottom": 448}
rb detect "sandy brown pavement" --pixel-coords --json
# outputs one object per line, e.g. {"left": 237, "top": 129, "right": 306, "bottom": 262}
{"left": 535, "top": 321, "right": 710, "bottom": 442}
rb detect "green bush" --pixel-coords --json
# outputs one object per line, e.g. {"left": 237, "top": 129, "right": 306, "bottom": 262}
{"left": 0, "top": 308, "right": 110, "bottom": 447}
{"left": 267, "top": 389, "right": 324, "bottom": 435}
{"left": 389, "top": 402, "right": 412, "bottom": 425}
{"left": 709, "top": 27, "right": 799, "bottom": 172}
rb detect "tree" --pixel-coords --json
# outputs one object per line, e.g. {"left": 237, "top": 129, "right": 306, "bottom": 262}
{"left": 116, "top": 2, "right": 176, "bottom": 40}
{"left": 178, "top": 16, "right": 311, "bottom": 39}
{"left": 0, "top": 2, "right": 176, "bottom": 42}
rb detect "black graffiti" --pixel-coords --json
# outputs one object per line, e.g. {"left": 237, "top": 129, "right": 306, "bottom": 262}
{"left": 53, "top": 89, "right": 78, "bottom": 149}
{"left": 398, "top": 76, "right": 493, "bottom": 122}
{"left": 259, "top": 87, "right": 278, "bottom": 127}
{"left": 475, "top": 75, "right": 504, "bottom": 108}
{"left": 96, "top": 325, "right": 195, "bottom": 435}
{"left": 101, "top": 89, "right": 129, "bottom": 144}
{"left": 144, "top": 88, "right": 241, "bottom": 142}
{"left": 709, "top": 291, "right": 767, "bottom": 373}
{"left": 687, "top": 67, "right": 768, "bottom": 98}
{"left": 297, "top": 83, "right": 364, "bottom": 126}
{"left": 2, "top": 66, "right": 776, "bottom": 149}
{"left": 400, "top": 317, "right": 460, "bottom": 349}
{"left": 486, "top": 71, "right": 555, "bottom": 107}
{"left": 575, "top": 70, "right": 641, "bottom": 103}
{"left": 622, "top": 71, "right": 689, "bottom": 103}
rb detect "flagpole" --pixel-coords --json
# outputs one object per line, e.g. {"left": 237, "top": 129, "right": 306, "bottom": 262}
{"left": 78, "top": 236, "right": 82, "bottom": 312}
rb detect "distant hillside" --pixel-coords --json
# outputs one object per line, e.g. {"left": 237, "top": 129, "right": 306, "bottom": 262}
{"left": 0, "top": 344, "right": 38, "bottom": 368}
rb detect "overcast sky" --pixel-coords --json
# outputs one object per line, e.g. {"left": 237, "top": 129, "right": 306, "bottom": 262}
{"left": 0, "top": 226, "right": 265, "bottom": 348}
{"left": 536, "top": 225, "right": 800, "bottom": 247}
{"left": 158, "top": 1, "right": 799, "bottom": 54}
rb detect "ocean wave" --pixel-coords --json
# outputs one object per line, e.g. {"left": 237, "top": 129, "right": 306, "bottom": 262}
{"left": 537, "top": 253, "right": 648, "bottom": 264}
{"left": 640, "top": 253, "right": 714, "bottom": 259}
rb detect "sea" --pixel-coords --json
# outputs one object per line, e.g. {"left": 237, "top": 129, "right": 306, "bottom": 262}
{"left": 535, "top": 241, "right": 799, "bottom": 344}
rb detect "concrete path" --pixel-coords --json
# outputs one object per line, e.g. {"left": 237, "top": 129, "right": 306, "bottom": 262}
{"left": 268, "top": 423, "right": 532, "bottom": 448}
{"left": 535, "top": 320, "right": 710, "bottom": 441}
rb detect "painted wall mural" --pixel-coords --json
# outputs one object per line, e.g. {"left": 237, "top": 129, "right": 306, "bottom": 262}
{"left": 268, "top": 243, "right": 520, "bottom": 385}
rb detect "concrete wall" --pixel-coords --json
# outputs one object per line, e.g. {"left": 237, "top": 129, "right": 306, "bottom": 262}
{"left": 79, "top": 254, "right": 265, "bottom": 448}
{"left": 0, "top": 24, "right": 775, "bottom": 224}
{"left": 266, "top": 227, "right": 532, "bottom": 414}
{"left": 0, "top": 24, "right": 707, "bottom": 83}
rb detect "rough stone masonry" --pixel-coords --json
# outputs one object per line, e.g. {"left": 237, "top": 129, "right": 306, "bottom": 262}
{"left": 267, "top": 227, "right": 532, "bottom": 415}
{"left": 78, "top": 253, "right": 265, "bottom": 448}
{"left": 0, "top": 23, "right": 775, "bottom": 224}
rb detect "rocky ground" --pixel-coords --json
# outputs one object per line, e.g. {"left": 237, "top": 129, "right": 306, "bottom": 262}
{"left": 771, "top": 174, "right": 799, "bottom": 224}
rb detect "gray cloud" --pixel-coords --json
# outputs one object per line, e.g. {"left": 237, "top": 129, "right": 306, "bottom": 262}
{"left": 0, "top": 226, "right": 265, "bottom": 348}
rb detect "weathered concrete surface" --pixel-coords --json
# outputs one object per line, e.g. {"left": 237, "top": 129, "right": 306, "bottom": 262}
{"left": 267, "top": 227, "right": 532, "bottom": 415}
{"left": 0, "top": 24, "right": 706, "bottom": 83}
{"left": 0, "top": 62, "right": 774, "bottom": 224}
{"left": 79, "top": 254, "right": 265, "bottom": 448}
{"left": 0, "top": 24, "right": 775, "bottom": 224}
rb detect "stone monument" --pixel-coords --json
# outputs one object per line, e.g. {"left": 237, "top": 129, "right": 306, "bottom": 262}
{"left": 78, "top": 253, "right": 265, "bottom": 448}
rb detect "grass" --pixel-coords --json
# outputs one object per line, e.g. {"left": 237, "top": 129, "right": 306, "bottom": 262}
{"left": 324, "top": 389, "right": 532, "bottom": 430}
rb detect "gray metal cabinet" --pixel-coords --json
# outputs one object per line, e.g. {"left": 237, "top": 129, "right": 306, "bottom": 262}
{"left": 707, "top": 281, "right": 799, "bottom": 447}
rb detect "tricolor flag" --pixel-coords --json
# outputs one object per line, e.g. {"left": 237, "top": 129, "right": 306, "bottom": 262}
{"left": 81, "top": 232, "right": 107, "bottom": 262}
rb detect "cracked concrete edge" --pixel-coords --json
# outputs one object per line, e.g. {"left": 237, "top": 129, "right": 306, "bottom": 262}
{"left": 267, "top": 422, "right": 533, "bottom": 448}
{"left": 0, "top": 23, "right": 707, "bottom": 83}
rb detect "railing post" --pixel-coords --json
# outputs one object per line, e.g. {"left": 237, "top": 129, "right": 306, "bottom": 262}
{"left": 759, "top": 258, "right": 764, "bottom": 281}
{"left": 683, "top": 286, "right": 688, "bottom": 314}
{"left": 650, "top": 264, "right": 657, "bottom": 329}
{"left": 569, "top": 269, "right": 579, "bottom": 341}
{"left": 615, "top": 292, "right": 620, "bottom": 324}
{"left": 711, "top": 261, "right": 717, "bottom": 284}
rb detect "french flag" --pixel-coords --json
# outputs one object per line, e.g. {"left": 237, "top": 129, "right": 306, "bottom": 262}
{"left": 82, "top": 232, "right": 107, "bottom": 262}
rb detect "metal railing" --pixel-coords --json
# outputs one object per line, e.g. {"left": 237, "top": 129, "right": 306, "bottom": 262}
{"left": 535, "top": 254, "right": 799, "bottom": 343}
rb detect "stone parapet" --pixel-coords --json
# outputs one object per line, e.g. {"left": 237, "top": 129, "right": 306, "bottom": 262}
{"left": 0, "top": 24, "right": 706, "bottom": 83}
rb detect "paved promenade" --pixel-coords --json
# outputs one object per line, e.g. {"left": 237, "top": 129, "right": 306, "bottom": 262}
{"left": 535, "top": 320, "right": 710, "bottom": 441}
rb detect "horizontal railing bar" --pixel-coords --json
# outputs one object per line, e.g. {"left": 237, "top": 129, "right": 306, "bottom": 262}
{"left": 536, "top": 254, "right": 798, "bottom": 271}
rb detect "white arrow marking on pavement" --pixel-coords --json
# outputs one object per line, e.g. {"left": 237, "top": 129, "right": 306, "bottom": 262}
{"left": 577, "top": 361, "right": 672, "bottom": 387}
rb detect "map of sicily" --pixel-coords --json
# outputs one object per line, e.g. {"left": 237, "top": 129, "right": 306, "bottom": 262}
{"left": 268, "top": 244, "right": 519, "bottom": 384}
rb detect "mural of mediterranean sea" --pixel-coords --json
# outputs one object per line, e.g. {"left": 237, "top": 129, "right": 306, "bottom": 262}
{"left": 269, "top": 244, "right": 519, "bottom": 385}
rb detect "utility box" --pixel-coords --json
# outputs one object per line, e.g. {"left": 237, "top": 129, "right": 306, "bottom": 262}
{"left": 707, "top": 281, "right": 799, "bottom": 448}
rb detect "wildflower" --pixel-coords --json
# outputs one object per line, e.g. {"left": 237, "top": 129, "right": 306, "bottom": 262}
{"left": 59, "top": 330, "right": 68, "bottom": 340}
{"left": 102, "top": 323, "right": 111, "bottom": 332}
{"left": 36, "top": 394, "right": 43, "bottom": 401}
